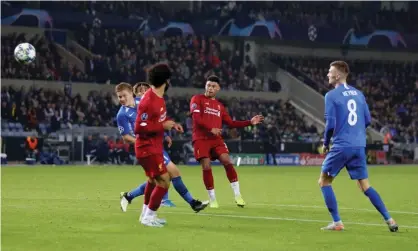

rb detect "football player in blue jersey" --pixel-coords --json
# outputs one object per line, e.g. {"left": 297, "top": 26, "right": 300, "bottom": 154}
{"left": 115, "top": 82, "right": 208, "bottom": 216}
{"left": 319, "top": 61, "right": 398, "bottom": 232}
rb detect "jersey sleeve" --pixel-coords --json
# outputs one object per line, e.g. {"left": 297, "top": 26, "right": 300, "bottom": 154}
{"left": 134, "top": 97, "right": 164, "bottom": 134}
{"left": 116, "top": 112, "right": 132, "bottom": 136}
{"left": 221, "top": 105, "right": 251, "bottom": 128}
{"left": 363, "top": 95, "right": 371, "bottom": 128}
{"left": 323, "top": 93, "right": 336, "bottom": 146}
{"left": 190, "top": 95, "right": 212, "bottom": 131}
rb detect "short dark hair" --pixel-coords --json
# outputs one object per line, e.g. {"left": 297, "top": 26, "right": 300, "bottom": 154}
{"left": 207, "top": 75, "right": 220, "bottom": 84}
{"left": 133, "top": 82, "right": 150, "bottom": 95}
{"left": 147, "top": 63, "right": 171, "bottom": 87}
{"left": 330, "top": 61, "right": 350, "bottom": 75}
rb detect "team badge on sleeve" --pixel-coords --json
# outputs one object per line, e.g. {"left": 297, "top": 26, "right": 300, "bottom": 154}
{"left": 191, "top": 103, "right": 197, "bottom": 109}
{"left": 141, "top": 113, "right": 148, "bottom": 121}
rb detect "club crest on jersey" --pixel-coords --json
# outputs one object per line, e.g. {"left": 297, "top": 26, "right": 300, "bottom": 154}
{"left": 141, "top": 113, "right": 148, "bottom": 121}
{"left": 191, "top": 103, "right": 197, "bottom": 109}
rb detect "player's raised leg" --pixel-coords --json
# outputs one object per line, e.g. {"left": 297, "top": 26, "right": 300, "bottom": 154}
{"left": 166, "top": 158, "right": 209, "bottom": 212}
{"left": 120, "top": 181, "right": 147, "bottom": 212}
{"left": 120, "top": 181, "right": 171, "bottom": 212}
{"left": 218, "top": 152, "right": 245, "bottom": 207}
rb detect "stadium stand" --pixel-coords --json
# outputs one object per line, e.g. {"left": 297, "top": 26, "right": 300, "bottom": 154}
{"left": 0, "top": 84, "right": 317, "bottom": 142}
{"left": 271, "top": 55, "right": 418, "bottom": 144}
{"left": 2, "top": 30, "right": 261, "bottom": 90}
{"left": 30, "top": 1, "right": 418, "bottom": 33}
{"left": 1, "top": 1, "right": 417, "bottom": 150}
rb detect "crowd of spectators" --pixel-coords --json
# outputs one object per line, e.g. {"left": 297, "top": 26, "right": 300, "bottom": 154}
{"left": 1, "top": 33, "right": 86, "bottom": 82}
{"left": 76, "top": 29, "right": 261, "bottom": 91}
{"left": 273, "top": 55, "right": 418, "bottom": 144}
{"left": 24, "top": 1, "right": 418, "bottom": 33}
{"left": 1, "top": 85, "right": 318, "bottom": 143}
{"left": 1, "top": 85, "right": 117, "bottom": 134}
{"left": 2, "top": 30, "right": 263, "bottom": 91}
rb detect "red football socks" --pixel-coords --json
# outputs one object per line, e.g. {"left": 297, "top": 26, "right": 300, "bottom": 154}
{"left": 203, "top": 168, "right": 214, "bottom": 190}
{"left": 143, "top": 181, "right": 156, "bottom": 205}
{"left": 224, "top": 164, "right": 238, "bottom": 183}
{"left": 148, "top": 185, "right": 169, "bottom": 211}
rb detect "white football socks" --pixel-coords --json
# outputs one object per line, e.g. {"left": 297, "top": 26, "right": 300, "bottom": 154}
{"left": 208, "top": 189, "right": 216, "bottom": 201}
{"left": 230, "top": 181, "right": 241, "bottom": 196}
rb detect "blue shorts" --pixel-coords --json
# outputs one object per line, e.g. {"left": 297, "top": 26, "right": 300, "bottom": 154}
{"left": 321, "top": 147, "right": 368, "bottom": 180}
{"left": 163, "top": 150, "right": 171, "bottom": 166}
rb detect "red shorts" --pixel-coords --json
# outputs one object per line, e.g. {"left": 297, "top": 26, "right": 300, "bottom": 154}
{"left": 193, "top": 139, "right": 229, "bottom": 161}
{"left": 137, "top": 154, "right": 167, "bottom": 179}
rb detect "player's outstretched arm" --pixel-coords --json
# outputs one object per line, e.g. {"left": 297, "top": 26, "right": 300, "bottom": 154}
{"left": 323, "top": 93, "right": 336, "bottom": 147}
{"left": 221, "top": 107, "right": 253, "bottom": 128}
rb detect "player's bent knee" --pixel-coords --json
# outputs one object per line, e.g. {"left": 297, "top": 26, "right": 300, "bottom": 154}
{"left": 357, "top": 179, "right": 370, "bottom": 192}
{"left": 200, "top": 158, "right": 211, "bottom": 170}
{"left": 318, "top": 173, "right": 333, "bottom": 187}
{"left": 147, "top": 177, "right": 156, "bottom": 184}
{"left": 220, "top": 159, "right": 232, "bottom": 166}
{"left": 167, "top": 162, "right": 181, "bottom": 178}
{"left": 155, "top": 173, "right": 171, "bottom": 188}
{"left": 218, "top": 153, "right": 231, "bottom": 165}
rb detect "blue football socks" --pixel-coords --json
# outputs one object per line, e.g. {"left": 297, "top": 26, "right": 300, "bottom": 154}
{"left": 321, "top": 185, "right": 341, "bottom": 222}
{"left": 128, "top": 181, "right": 170, "bottom": 201}
{"left": 364, "top": 187, "right": 391, "bottom": 221}
{"left": 163, "top": 191, "right": 169, "bottom": 201}
{"left": 128, "top": 181, "right": 147, "bottom": 200}
{"left": 172, "top": 176, "right": 194, "bottom": 205}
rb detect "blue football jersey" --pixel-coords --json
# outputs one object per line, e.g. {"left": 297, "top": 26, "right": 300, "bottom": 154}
{"left": 116, "top": 105, "right": 137, "bottom": 136}
{"left": 324, "top": 84, "right": 371, "bottom": 148}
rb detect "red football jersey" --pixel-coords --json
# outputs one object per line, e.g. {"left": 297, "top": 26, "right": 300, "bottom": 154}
{"left": 189, "top": 94, "right": 251, "bottom": 141}
{"left": 134, "top": 89, "right": 167, "bottom": 157}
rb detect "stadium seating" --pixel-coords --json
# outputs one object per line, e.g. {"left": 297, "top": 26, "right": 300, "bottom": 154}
{"left": 0, "top": 85, "right": 316, "bottom": 142}
{"left": 32, "top": 1, "right": 418, "bottom": 33}
{"left": 271, "top": 54, "right": 418, "bottom": 143}
{"left": 1, "top": 33, "right": 86, "bottom": 81}
{"left": 2, "top": 30, "right": 261, "bottom": 90}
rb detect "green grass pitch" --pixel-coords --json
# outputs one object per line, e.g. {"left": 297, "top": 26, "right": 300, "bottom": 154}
{"left": 2, "top": 165, "right": 418, "bottom": 251}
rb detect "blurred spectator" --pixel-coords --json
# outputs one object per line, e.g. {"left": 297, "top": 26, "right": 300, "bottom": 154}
{"left": 1, "top": 85, "right": 316, "bottom": 142}
{"left": 1, "top": 33, "right": 86, "bottom": 82}
{"left": 272, "top": 54, "right": 418, "bottom": 143}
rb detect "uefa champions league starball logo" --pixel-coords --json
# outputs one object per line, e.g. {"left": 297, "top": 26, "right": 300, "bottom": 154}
{"left": 308, "top": 25, "right": 317, "bottom": 42}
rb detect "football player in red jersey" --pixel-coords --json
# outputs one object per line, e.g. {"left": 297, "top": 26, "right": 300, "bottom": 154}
{"left": 189, "top": 75, "right": 264, "bottom": 208}
{"left": 134, "top": 63, "right": 182, "bottom": 227}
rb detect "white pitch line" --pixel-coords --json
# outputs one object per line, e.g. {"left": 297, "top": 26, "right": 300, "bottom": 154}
{"left": 4, "top": 196, "right": 418, "bottom": 215}
{"left": 4, "top": 203, "right": 418, "bottom": 230}
{"left": 162, "top": 211, "right": 418, "bottom": 229}
{"left": 248, "top": 203, "right": 418, "bottom": 215}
